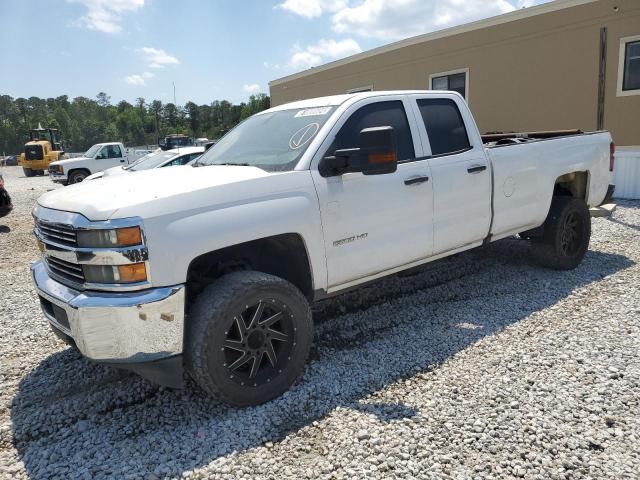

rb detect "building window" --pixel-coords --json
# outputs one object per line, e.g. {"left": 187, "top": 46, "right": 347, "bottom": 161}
{"left": 617, "top": 35, "right": 640, "bottom": 97}
{"left": 346, "top": 85, "right": 373, "bottom": 93}
{"left": 429, "top": 68, "right": 469, "bottom": 100}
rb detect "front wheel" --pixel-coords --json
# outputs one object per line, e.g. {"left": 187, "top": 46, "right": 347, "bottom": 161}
{"left": 531, "top": 196, "right": 591, "bottom": 270}
{"left": 185, "top": 271, "right": 313, "bottom": 407}
{"left": 68, "top": 170, "right": 88, "bottom": 184}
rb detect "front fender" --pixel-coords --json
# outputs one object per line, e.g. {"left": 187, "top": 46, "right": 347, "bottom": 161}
{"left": 142, "top": 191, "right": 327, "bottom": 292}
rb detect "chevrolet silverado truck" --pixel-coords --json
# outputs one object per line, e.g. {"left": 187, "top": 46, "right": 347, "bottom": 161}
{"left": 48, "top": 142, "right": 152, "bottom": 185}
{"left": 31, "top": 91, "right": 615, "bottom": 406}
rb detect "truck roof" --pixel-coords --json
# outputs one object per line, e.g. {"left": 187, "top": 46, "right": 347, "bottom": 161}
{"left": 266, "top": 90, "right": 459, "bottom": 113}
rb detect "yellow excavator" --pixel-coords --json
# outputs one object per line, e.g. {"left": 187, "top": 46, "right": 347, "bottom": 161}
{"left": 18, "top": 125, "right": 69, "bottom": 177}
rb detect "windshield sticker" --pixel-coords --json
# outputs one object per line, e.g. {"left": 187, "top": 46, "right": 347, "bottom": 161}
{"left": 289, "top": 123, "right": 320, "bottom": 150}
{"left": 294, "top": 107, "right": 332, "bottom": 118}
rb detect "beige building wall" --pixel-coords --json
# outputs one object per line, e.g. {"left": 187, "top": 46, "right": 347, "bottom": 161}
{"left": 270, "top": 0, "right": 640, "bottom": 146}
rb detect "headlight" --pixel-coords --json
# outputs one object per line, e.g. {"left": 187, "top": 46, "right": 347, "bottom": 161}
{"left": 77, "top": 226, "right": 142, "bottom": 248}
{"left": 83, "top": 262, "right": 147, "bottom": 284}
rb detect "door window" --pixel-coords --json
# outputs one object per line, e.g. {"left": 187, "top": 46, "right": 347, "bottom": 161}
{"left": 417, "top": 99, "right": 471, "bottom": 156}
{"left": 96, "top": 147, "right": 108, "bottom": 159}
{"left": 108, "top": 145, "right": 122, "bottom": 158}
{"left": 330, "top": 100, "right": 415, "bottom": 162}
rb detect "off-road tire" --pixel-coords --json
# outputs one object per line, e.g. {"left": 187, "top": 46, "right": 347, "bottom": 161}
{"left": 532, "top": 196, "right": 591, "bottom": 270}
{"left": 185, "top": 270, "right": 313, "bottom": 407}
{"left": 23, "top": 167, "right": 35, "bottom": 177}
{"left": 68, "top": 170, "right": 89, "bottom": 184}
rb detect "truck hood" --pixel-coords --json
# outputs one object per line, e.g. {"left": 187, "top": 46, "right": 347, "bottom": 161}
{"left": 37, "top": 165, "right": 275, "bottom": 220}
{"left": 50, "top": 156, "right": 91, "bottom": 166}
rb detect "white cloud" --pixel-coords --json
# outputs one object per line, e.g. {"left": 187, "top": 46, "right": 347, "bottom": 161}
{"left": 124, "top": 71, "right": 154, "bottom": 86}
{"left": 278, "top": 0, "right": 347, "bottom": 19}
{"left": 67, "top": 0, "right": 144, "bottom": 34}
{"left": 243, "top": 84, "right": 262, "bottom": 95}
{"left": 138, "top": 47, "right": 180, "bottom": 68}
{"left": 331, "top": 0, "right": 517, "bottom": 40}
{"left": 264, "top": 61, "right": 282, "bottom": 70}
{"left": 289, "top": 38, "right": 362, "bottom": 69}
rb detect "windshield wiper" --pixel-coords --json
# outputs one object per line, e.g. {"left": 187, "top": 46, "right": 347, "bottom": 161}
{"left": 215, "top": 162, "right": 251, "bottom": 166}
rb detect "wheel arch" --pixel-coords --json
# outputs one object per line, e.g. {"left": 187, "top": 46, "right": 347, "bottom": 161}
{"left": 186, "top": 232, "right": 315, "bottom": 305}
{"left": 67, "top": 167, "right": 91, "bottom": 181}
{"left": 553, "top": 170, "right": 589, "bottom": 200}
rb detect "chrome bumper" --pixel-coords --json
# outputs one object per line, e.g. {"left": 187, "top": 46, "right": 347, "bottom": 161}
{"left": 49, "top": 173, "right": 67, "bottom": 183}
{"left": 32, "top": 260, "right": 185, "bottom": 363}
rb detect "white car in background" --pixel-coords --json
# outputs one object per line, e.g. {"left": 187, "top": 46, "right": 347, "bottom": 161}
{"left": 48, "top": 142, "right": 152, "bottom": 184}
{"left": 86, "top": 147, "right": 204, "bottom": 180}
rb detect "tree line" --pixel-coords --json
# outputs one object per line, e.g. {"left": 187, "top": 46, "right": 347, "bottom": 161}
{"left": 0, "top": 92, "right": 271, "bottom": 155}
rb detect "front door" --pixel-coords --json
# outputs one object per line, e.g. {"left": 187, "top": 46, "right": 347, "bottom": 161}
{"left": 311, "top": 97, "right": 434, "bottom": 289}
{"left": 96, "top": 145, "right": 125, "bottom": 169}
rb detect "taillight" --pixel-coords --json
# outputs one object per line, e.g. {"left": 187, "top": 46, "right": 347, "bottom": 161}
{"left": 609, "top": 142, "right": 615, "bottom": 172}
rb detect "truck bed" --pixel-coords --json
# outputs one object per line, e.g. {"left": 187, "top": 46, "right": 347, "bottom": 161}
{"left": 485, "top": 130, "right": 612, "bottom": 241}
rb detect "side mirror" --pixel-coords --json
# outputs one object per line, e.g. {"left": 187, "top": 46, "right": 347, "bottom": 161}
{"left": 319, "top": 126, "right": 398, "bottom": 177}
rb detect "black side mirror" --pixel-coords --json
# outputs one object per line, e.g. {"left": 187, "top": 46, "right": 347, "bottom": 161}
{"left": 320, "top": 126, "right": 398, "bottom": 177}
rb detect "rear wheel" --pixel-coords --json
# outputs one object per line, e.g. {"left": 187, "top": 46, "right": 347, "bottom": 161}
{"left": 36, "top": 169, "right": 45, "bottom": 176}
{"left": 68, "top": 170, "right": 89, "bottom": 184}
{"left": 531, "top": 196, "right": 591, "bottom": 270}
{"left": 186, "top": 270, "right": 313, "bottom": 407}
{"left": 23, "top": 167, "right": 35, "bottom": 177}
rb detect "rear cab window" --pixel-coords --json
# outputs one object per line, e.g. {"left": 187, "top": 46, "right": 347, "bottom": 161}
{"left": 417, "top": 98, "right": 471, "bottom": 156}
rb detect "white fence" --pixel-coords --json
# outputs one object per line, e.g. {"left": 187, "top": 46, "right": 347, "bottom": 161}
{"left": 613, "top": 147, "right": 640, "bottom": 200}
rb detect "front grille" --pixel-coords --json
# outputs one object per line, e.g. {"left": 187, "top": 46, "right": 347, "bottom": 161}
{"left": 46, "top": 255, "right": 85, "bottom": 283}
{"left": 48, "top": 165, "right": 59, "bottom": 175}
{"left": 36, "top": 221, "right": 77, "bottom": 247}
{"left": 25, "top": 145, "right": 44, "bottom": 160}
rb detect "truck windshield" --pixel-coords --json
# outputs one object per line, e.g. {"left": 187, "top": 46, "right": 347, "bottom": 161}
{"left": 194, "top": 106, "right": 336, "bottom": 172}
{"left": 84, "top": 144, "right": 101, "bottom": 158}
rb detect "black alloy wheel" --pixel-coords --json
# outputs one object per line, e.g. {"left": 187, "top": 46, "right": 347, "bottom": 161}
{"left": 222, "top": 299, "right": 296, "bottom": 387}
{"left": 186, "top": 270, "right": 313, "bottom": 406}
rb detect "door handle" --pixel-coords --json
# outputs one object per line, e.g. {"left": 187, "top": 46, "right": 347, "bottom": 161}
{"left": 467, "top": 165, "right": 487, "bottom": 174}
{"left": 120, "top": 159, "right": 125, "bottom": 162}
{"left": 404, "top": 175, "right": 429, "bottom": 186}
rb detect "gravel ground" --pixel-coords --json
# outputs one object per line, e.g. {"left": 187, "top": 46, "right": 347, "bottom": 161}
{"left": 0, "top": 165, "right": 639, "bottom": 479}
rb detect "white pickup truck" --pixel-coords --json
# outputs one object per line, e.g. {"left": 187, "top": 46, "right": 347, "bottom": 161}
{"left": 31, "top": 91, "right": 615, "bottom": 406}
{"left": 48, "top": 142, "right": 152, "bottom": 184}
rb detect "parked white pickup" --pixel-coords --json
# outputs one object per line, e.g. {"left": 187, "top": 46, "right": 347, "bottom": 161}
{"left": 48, "top": 142, "right": 152, "bottom": 184}
{"left": 32, "top": 91, "right": 615, "bottom": 406}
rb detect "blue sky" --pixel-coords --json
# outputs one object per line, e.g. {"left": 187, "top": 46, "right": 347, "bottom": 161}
{"left": 0, "top": 0, "right": 550, "bottom": 105}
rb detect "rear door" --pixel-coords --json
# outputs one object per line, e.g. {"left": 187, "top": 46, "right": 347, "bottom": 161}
{"left": 409, "top": 94, "right": 491, "bottom": 254}
{"left": 311, "top": 96, "right": 434, "bottom": 289}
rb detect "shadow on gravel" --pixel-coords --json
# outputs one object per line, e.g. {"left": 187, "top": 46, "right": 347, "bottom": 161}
{"left": 0, "top": 225, "right": 10, "bottom": 233}
{"left": 607, "top": 217, "right": 640, "bottom": 233}
{"left": 11, "top": 239, "right": 634, "bottom": 479}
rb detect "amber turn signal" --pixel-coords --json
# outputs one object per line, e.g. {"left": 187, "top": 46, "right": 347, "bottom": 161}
{"left": 368, "top": 153, "right": 396, "bottom": 164}
{"left": 118, "top": 263, "right": 147, "bottom": 283}
{"left": 116, "top": 226, "right": 143, "bottom": 246}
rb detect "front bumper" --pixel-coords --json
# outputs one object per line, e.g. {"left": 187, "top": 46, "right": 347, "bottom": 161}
{"left": 32, "top": 260, "right": 185, "bottom": 386}
{"left": 49, "top": 173, "right": 68, "bottom": 183}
